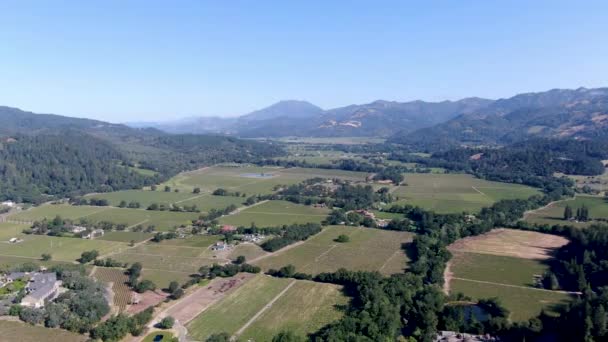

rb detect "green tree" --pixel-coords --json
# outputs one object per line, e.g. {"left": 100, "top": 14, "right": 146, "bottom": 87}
{"left": 273, "top": 331, "right": 304, "bottom": 342}
{"left": 41, "top": 253, "right": 52, "bottom": 261}
{"left": 564, "top": 205, "right": 573, "bottom": 220}
{"left": 335, "top": 234, "right": 350, "bottom": 243}
{"left": 234, "top": 255, "right": 246, "bottom": 265}
{"left": 159, "top": 316, "right": 175, "bottom": 329}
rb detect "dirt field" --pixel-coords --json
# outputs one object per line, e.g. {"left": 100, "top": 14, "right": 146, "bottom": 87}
{"left": 164, "top": 273, "right": 255, "bottom": 324}
{"left": 448, "top": 228, "right": 569, "bottom": 260}
{"left": 127, "top": 290, "right": 169, "bottom": 314}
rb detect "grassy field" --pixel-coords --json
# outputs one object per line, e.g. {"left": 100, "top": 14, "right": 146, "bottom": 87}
{"left": 9, "top": 204, "right": 200, "bottom": 231}
{"left": 0, "top": 235, "right": 126, "bottom": 262}
{"left": 393, "top": 173, "right": 540, "bottom": 213}
{"left": 187, "top": 275, "right": 346, "bottom": 341}
{"left": 141, "top": 268, "right": 193, "bottom": 289}
{"left": 451, "top": 279, "right": 574, "bottom": 321}
{"left": 92, "top": 267, "right": 131, "bottom": 311}
{"left": 9, "top": 204, "right": 107, "bottom": 221}
{"left": 187, "top": 275, "right": 293, "bottom": 340}
{"left": 85, "top": 189, "right": 194, "bottom": 207}
{"left": 240, "top": 280, "right": 347, "bottom": 341}
{"left": 112, "top": 237, "right": 220, "bottom": 274}
{"left": 0, "top": 320, "right": 86, "bottom": 342}
{"left": 448, "top": 228, "right": 572, "bottom": 321}
{"left": 142, "top": 331, "right": 175, "bottom": 342}
{"left": 525, "top": 195, "right": 608, "bottom": 228}
{"left": 254, "top": 226, "right": 413, "bottom": 275}
{"left": 0, "top": 222, "right": 29, "bottom": 240}
{"left": 451, "top": 252, "right": 549, "bottom": 288}
{"left": 97, "top": 231, "right": 153, "bottom": 243}
{"left": 219, "top": 200, "right": 329, "bottom": 227}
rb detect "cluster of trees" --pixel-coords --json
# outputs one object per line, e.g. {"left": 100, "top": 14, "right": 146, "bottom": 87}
{"left": 373, "top": 166, "right": 405, "bottom": 184}
{"left": 125, "top": 262, "right": 156, "bottom": 293}
{"left": 212, "top": 188, "right": 246, "bottom": 197}
{"left": 146, "top": 202, "right": 199, "bottom": 212}
{"left": 151, "top": 231, "right": 179, "bottom": 242}
{"left": 204, "top": 204, "right": 238, "bottom": 221}
{"left": 260, "top": 223, "right": 322, "bottom": 252}
{"left": 199, "top": 262, "right": 261, "bottom": 279}
{"left": 71, "top": 198, "right": 109, "bottom": 206}
{"left": 93, "top": 257, "right": 125, "bottom": 268}
{"left": 563, "top": 204, "right": 590, "bottom": 221}
{"left": 324, "top": 209, "right": 376, "bottom": 227}
{"left": 118, "top": 200, "right": 141, "bottom": 208}
{"left": 78, "top": 250, "right": 99, "bottom": 264}
{"left": 90, "top": 307, "right": 154, "bottom": 340}
{"left": 12, "top": 267, "right": 110, "bottom": 334}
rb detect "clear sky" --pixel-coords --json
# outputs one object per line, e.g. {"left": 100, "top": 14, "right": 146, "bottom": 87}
{"left": 1, "top": 0, "right": 607, "bottom": 122}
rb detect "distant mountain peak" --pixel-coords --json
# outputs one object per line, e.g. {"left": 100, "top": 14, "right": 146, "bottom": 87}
{"left": 240, "top": 100, "right": 323, "bottom": 121}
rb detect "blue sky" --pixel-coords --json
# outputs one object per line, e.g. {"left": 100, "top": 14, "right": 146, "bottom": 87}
{"left": 0, "top": 1, "right": 607, "bottom": 122}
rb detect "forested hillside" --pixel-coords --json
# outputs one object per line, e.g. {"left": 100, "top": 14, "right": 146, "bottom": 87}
{"left": 0, "top": 107, "right": 284, "bottom": 202}
{"left": 0, "top": 132, "right": 155, "bottom": 202}
{"left": 391, "top": 87, "right": 608, "bottom": 150}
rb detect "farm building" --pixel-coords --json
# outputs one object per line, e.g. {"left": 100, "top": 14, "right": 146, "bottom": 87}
{"left": 212, "top": 241, "right": 231, "bottom": 251}
{"left": 1, "top": 201, "right": 15, "bottom": 207}
{"left": 220, "top": 225, "right": 237, "bottom": 233}
{"left": 82, "top": 229, "right": 105, "bottom": 239}
{"left": 70, "top": 225, "right": 87, "bottom": 234}
{"left": 20, "top": 272, "right": 61, "bottom": 308}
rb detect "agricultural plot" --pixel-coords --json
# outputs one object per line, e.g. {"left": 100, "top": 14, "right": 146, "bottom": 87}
{"left": 447, "top": 228, "right": 572, "bottom": 321}
{"left": 140, "top": 268, "right": 193, "bottom": 289}
{"left": 239, "top": 280, "right": 348, "bottom": 341}
{"left": 0, "top": 222, "right": 29, "bottom": 240}
{"left": 219, "top": 200, "right": 329, "bottom": 227}
{"left": 187, "top": 275, "right": 293, "bottom": 340}
{"left": 525, "top": 195, "right": 608, "bottom": 228}
{"left": 228, "top": 243, "right": 269, "bottom": 262}
{"left": 111, "top": 238, "right": 221, "bottom": 274}
{"left": 8, "top": 205, "right": 200, "bottom": 231}
{"left": 451, "top": 279, "right": 573, "bottom": 322}
{"left": 92, "top": 267, "right": 131, "bottom": 311}
{"left": 178, "top": 194, "right": 246, "bottom": 212}
{"left": 393, "top": 173, "right": 540, "bottom": 213}
{"left": 9, "top": 204, "right": 107, "bottom": 222}
{"left": 0, "top": 235, "right": 126, "bottom": 262}
{"left": 0, "top": 321, "right": 86, "bottom": 342}
{"left": 97, "top": 231, "right": 153, "bottom": 243}
{"left": 254, "top": 226, "right": 413, "bottom": 275}
{"left": 84, "top": 189, "right": 194, "bottom": 208}
{"left": 278, "top": 167, "right": 370, "bottom": 181}
{"left": 187, "top": 275, "right": 345, "bottom": 341}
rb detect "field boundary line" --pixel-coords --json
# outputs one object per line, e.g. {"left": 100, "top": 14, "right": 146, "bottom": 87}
{"left": 314, "top": 244, "right": 337, "bottom": 262}
{"left": 379, "top": 250, "right": 403, "bottom": 274}
{"left": 237, "top": 211, "right": 327, "bottom": 217}
{"left": 78, "top": 207, "right": 112, "bottom": 219}
{"left": 248, "top": 240, "right": 305, "bottom": 264}
{"left": 471, "top": 186, "right": 488, "bottom": 197}
{"left": 452, "top": 277, "right": 581, "bottom": 295}
{"left": 232, "top": 279, "right": 297, "bottom": 339}
{"left": 126, "top": 219, "right": 149, "bottom": 230}
{"left": 174, "top": 192, "right": 211, "bottom": 204}
{"left": 523, "top": 196, "right": 576, "bottom": 220}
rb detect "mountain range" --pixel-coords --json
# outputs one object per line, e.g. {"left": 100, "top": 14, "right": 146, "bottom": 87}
{"left": 129, "top": 98, "right": 492, "bottom": 137}
{"left": 129, "top": 87, "right": 608, "bottom": 148}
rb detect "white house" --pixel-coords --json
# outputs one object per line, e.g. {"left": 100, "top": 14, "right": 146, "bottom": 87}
{"left": 1, "top": 201, "right": 15, "bottom": 208}
{"left": 21, "top": 272, "right": 61, "bottom": 308}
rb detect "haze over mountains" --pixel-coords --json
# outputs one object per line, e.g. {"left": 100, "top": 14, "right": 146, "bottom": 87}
{"left": 2, "top": 86, "right": 608, "bottom": 152}
{"left": 126, "top": 87, "right": 608, "bottom": 149}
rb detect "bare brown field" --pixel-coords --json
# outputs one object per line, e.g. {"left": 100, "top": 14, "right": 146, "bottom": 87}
{"left": 127, "top": 290, "right": 168, "bottom": 314}
{"left": 448, "top": 228, "right": 569, "bottom": 260}
{"left": 164, "top": 273, "right": 255, "bottom": 324}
